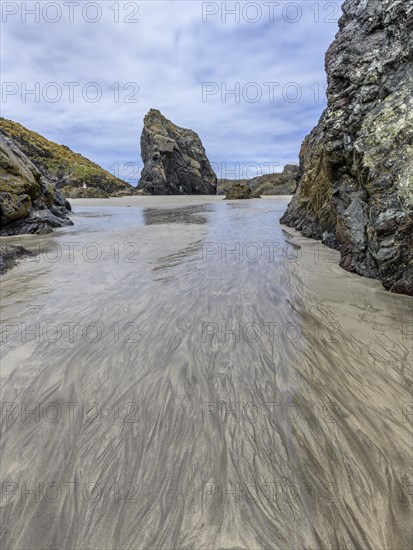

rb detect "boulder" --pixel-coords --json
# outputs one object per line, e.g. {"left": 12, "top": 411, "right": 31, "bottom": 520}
{"left": 138, "top": 109, "right": 217, "bottom": 195}
{"left": 225, "top": 182, "right": 252, "bottom": 200}
{"left": 0, "top": 134, "right": 73, "bottom": 235}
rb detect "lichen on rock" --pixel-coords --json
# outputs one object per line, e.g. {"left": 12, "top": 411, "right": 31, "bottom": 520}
{"left": 0, "top": 117, "right": 132, "bottom": 196}
{"left": 225, "top": 182, "right": 253, "bottom": 200}
{"left": 138, "top": 109, "right": 217, "bottom": 195}
{"left": 0, "top": 134, "right": 73, "bottom": 235}
{"left": 281, "top": 0, "right": 413, "bottom": 296}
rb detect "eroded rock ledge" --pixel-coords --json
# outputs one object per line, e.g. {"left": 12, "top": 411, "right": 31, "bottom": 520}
{"left": 281, "top": 0, "right": 413, "bottom": 296}
{"left": 0, "top": 134, "right": 72, "bottom": 236}
{"left": 138, "top": 109, "right": 217, "bottom": 195}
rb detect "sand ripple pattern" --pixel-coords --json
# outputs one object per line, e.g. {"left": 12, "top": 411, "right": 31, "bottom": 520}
{"left": 1, "top": 197, "right": 412, "bottom": 549}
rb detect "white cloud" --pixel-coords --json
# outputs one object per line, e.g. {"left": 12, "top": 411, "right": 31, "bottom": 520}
{"left": 0, "top": 1, "right": 343, "bottom": 182}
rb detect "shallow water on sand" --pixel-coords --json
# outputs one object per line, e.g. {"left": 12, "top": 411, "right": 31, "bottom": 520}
{"left": 1, "top": 196, "right": 412, "bottom": 549}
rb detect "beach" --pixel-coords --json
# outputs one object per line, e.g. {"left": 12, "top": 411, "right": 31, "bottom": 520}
{"left": 1, "top": 196, "right": 412, "bottom": 549}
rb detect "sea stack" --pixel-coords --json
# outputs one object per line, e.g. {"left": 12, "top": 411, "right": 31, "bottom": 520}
{"left": 138, "top": 109, "right": 217, "bottom": 195}
{"left": 280, "top": 0, "right": 413, "bottom": 295}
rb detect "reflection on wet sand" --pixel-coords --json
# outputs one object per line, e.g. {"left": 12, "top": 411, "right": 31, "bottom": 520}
{"left": 0, "top": 196, "right": 412, "bottom": 550}
{"left": 153, "top": 240, "right": 205, "bottom": 273}
{"left": 143, "top": 204, "right": 213, "bottom": 225}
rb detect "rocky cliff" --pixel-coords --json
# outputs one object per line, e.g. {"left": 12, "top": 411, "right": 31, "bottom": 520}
{"left": 0, "top": 118, "right": 132, "bottom": 197}
{"left": 251, "top": 164, "right": 298, "bottom": 196}
{"left": 218, "top": 164, "right": 299, "bottom": 197}
{"left": 0, "top": 133, "right": 72, "bottom": 235}
{"left": 138, "top": 109, "right": 217, "bottom": 195}
{"left": 281, "top": 0, "right": 413, "bottom": 296}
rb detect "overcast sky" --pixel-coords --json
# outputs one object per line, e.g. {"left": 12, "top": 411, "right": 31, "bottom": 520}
{"left": 1, "top": 1, "right": 343, "bottom": 183}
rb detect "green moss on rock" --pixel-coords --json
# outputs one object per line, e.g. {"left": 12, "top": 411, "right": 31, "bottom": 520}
{"left": 0, "top": 118, "right": 132, "bottom": 196}
{"left": 225, "top": 182, "right": 252, "bottom": 200}
{"left": 0, "top": 133, "right": 72, "bottom": 235}
{"left": 281, "top": 0, "right": 413, "bottom": 295}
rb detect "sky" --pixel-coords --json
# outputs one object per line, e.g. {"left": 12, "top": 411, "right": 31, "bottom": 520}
{"left": 1, "top": 1, "right": 343, "bottom": 184}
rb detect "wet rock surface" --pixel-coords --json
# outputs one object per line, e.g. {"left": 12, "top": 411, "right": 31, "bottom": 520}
{"left": 138, "top": 109, "right": 217, "bottom": 195}
{"left": 281, "top": 0, "right": 413, "bottom": 296}
{"left": 0, "top": 133, "right": 73, "bottom": 235}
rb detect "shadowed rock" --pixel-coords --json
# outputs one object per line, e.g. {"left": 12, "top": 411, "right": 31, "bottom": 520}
{"left": 0, "top": 133, "right": 73, "bottom": 235}
{"left": 281, "top": 0, "right": 413, "bottom": 296}
{"left": 138, "top": 109, "right": 217, "bottom": 195}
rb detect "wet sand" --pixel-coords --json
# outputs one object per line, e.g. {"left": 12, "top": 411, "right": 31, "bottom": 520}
{"left": 1, "top": 196, "right": 412, "bottom": 549}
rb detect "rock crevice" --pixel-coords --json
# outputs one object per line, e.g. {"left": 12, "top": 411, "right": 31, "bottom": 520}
{"left": 0, "top": 134, "right": 72, "bottom": 235}
{"left": 138, "top": 109, "right": 217, "bottom": 195}
{"left": 281, "top": 0, "right": 413, "bottom": 295}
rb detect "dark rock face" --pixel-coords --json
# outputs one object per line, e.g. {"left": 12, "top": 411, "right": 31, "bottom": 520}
{"left": 281, "top": 0, "right": 413, "bottom": 296}
{"left": 0, "top": 134, "right": 73, "bottom": 236}
{"left": 225, "top": 182, "right": 253, "bottom": 200}
{"left": 138, "top": 109, "right": 217, "bottom": 195}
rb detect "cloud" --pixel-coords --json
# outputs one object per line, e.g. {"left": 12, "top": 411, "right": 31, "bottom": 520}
{"left": 1, "top": 0, "right": 343, "bottom": 182}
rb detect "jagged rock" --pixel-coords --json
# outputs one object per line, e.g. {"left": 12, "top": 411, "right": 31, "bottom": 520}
{"left": 138, "top": 109, "right": 217, "bottom": 195}
{"left": 0, "top": 134, "right": 73, "bottom": 235}
{"left": 281, "top": 0, "right": 413, "bottom": 296}
{"left": 0, "top": 118, "right": 132, "bottom": 196}
{"left": 225, "top": 182, "right": 253, "bottom": 200}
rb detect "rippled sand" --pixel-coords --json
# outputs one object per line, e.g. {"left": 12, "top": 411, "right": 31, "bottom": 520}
{"left": 1, "top": 196, "right": 412, "bottom": 549}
